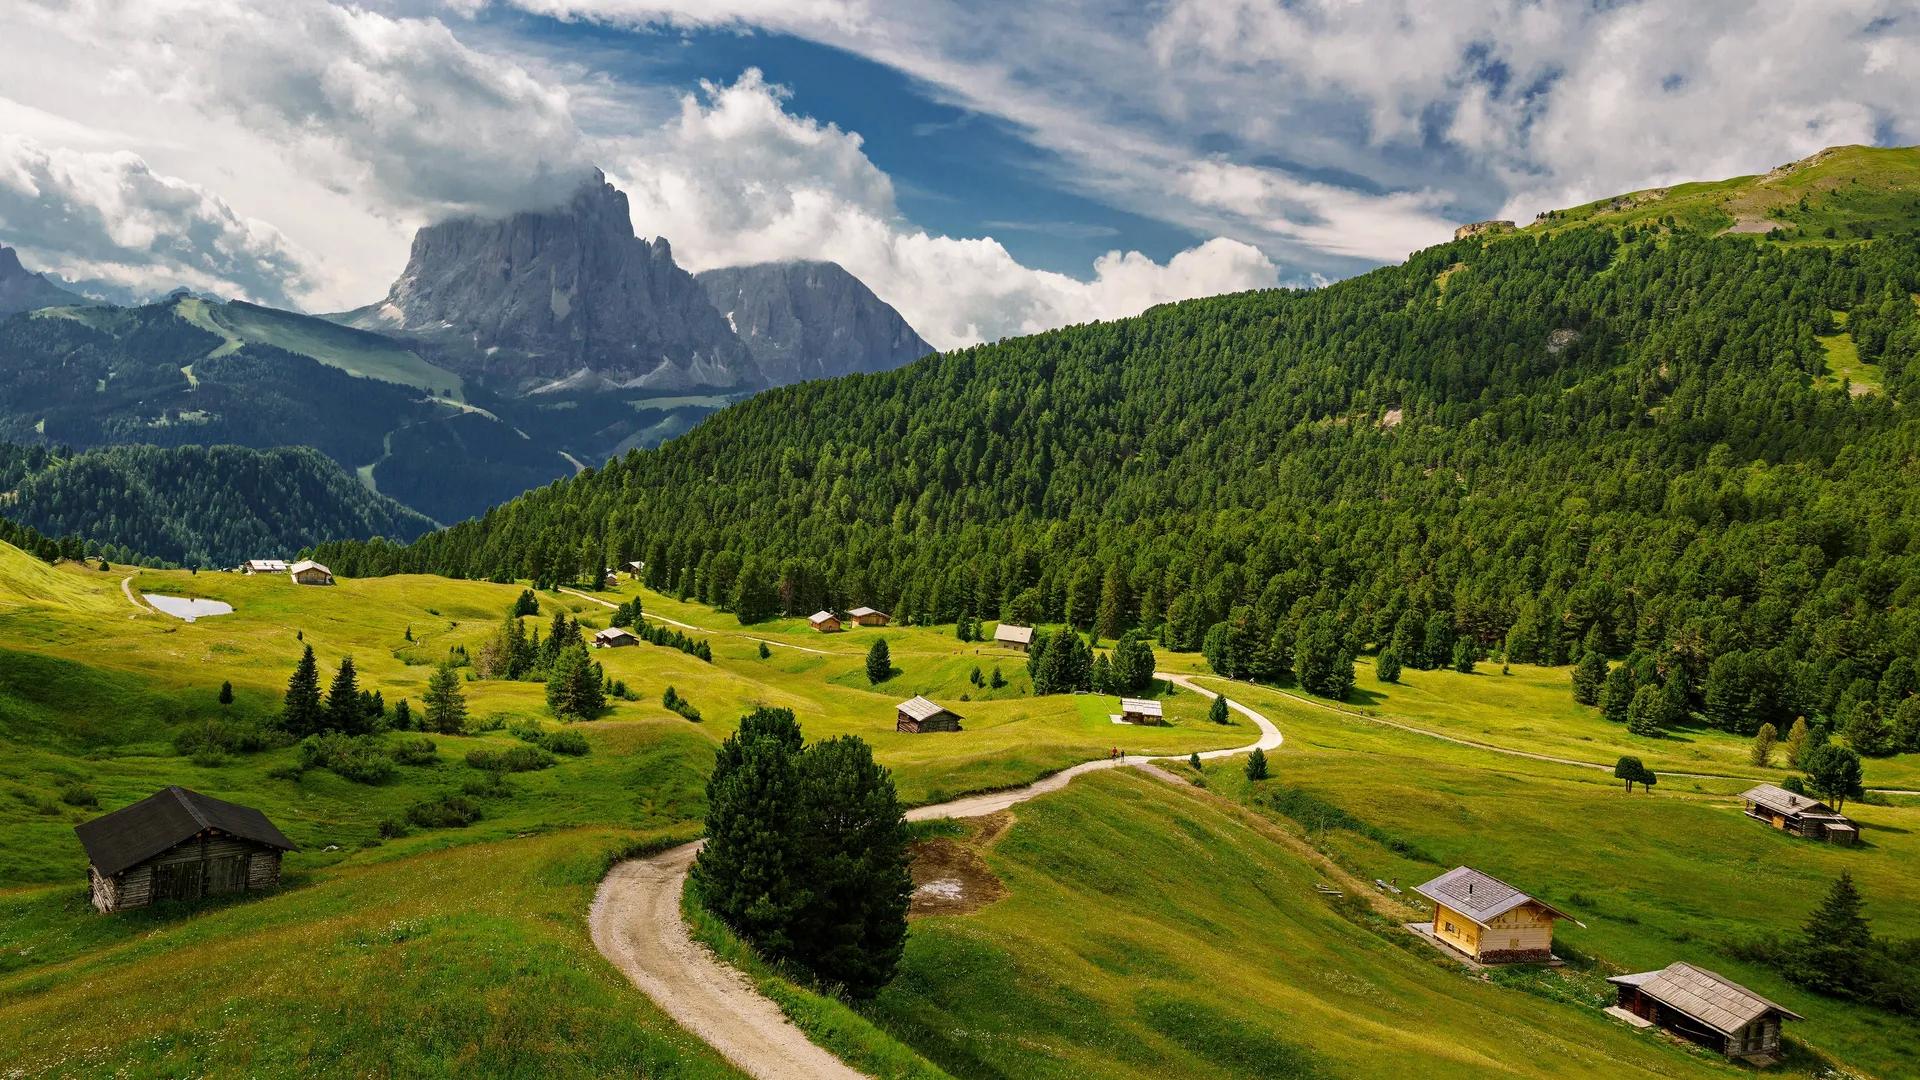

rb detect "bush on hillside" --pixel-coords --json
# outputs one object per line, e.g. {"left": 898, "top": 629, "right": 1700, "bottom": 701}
{"left": 298, "top": 733, "right": 397, "bottom": 784}
{"left": 390, "top": 737, "right": 439, "bottom": 766}
{"left": 465, "top": 745, "right": 555, "bottom": 773}
{"left": 405, "top": 794, "right": 482, "bottom": 829}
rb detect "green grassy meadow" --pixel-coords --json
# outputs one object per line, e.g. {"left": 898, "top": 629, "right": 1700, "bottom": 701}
{"left": 3, "top": 543, "right": 1917, "bottom": 1076}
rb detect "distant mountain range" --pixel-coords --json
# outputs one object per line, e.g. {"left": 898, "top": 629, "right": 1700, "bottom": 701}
{"left": 0, "top": 171, "right": 935, "bottom": 552}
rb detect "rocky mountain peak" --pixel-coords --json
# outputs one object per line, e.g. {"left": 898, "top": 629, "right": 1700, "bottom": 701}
{"left": 0, "top": 244, "right": 86, "bottom": 317}
{"left": 696, "top": 260, "right": 933, "bottom": 385}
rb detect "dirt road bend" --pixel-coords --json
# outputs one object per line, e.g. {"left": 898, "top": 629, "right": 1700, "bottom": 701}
{"left": 588, "top": 671, "right": 1281, "bottom": 1079}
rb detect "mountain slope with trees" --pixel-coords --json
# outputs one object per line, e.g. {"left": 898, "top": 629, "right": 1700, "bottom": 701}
{"left": 0, "top": 443, "right": 431, "bottom": 566}
{"left": 317, "top": 147, "right": 1920, "bottom": 748}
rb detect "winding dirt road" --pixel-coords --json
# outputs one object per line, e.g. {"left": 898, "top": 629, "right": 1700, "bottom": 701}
{"left": 588, "top": 672, "right": 1280, "bottom": 1080}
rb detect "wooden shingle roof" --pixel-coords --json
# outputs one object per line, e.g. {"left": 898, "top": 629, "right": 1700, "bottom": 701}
{"left": 1412, "top": 866, "right": 1577, "bottom": 926}
{"left": 1607, "top": 962, "right": 1802, "bottom": 1034}
{"left": 75, "top": 787, "right": 295, "bottom": 877}
{"left": 848, "top": 607, "right": 886, "bottom": 618}
{"left": 897, "top": 696, "right": 955, "bottom": 722}
{"left": 809, "top": 610, "right": 837, "bottom": 624}
{"left": 1120, "top": 698, "right": 1163, "bottom": 717}
{"left": 1741, "top": 784, "right": 1837, "bottom": 818}
{"left": 994, "top": 624, "right": 1034, "bottom": 644}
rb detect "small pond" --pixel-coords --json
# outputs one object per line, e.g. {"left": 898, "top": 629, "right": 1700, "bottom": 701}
{"left": 144, "top": 594, "right": 235, "bottom": 622}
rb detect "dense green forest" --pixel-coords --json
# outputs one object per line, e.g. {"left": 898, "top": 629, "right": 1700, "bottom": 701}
{"left": 0, "top": 443, "right": 430, "bottom": 566}
{"left": 317, "top": 213, "right": 1920, "bottom": 747}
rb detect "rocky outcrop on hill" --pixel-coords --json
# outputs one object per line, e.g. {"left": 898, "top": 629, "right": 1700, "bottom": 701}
{"left": 697, "top": 260, "right": 933, "bottom": 385}
{"left": 342, "top": 171, "right": 756, "bottom": 392}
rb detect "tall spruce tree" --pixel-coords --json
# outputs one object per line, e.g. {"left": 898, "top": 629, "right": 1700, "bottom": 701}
{"left": 325, "top": 656, "right": 364, "bottom": 734}
{"left": 423, "top": 661, "right": 468, "bottom": 734}
{"left": 1795, "top": 872, "right": 1873, "bottom": 996}
{"left": 1572, "top": 630, "right": 1608, "bottom": 705}
{"left": 791, "top": 735, "right": 912, "bottom": 998}
{"left": 282, "top": 645, "right": 324, "bottom": 737}
{"left": 866, "top": 638, "right": 892, "bottom": 684}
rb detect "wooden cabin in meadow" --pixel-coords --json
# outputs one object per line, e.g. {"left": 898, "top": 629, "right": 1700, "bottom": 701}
{"left": 1740, "top": 784, "right": 1857, "bottom": 845}
{"left": 625, "top": 561, "right": 645, "bottom": 579}
{"left": 994, "top": 623, "right": 1034, "bottom": 651}
{"left": 1412, "top": 866, "right": 1578, "bottom": 963}
{"left": 809, "top": 611, "right": 842, "bottom": 633}
{"left": 1119, "top": 698, "right": 1165, "bottom": 725}
{"left": 289, "top": 559, "right": 334, "bottom": 586}
{"left": 74, "top": 786, "right": 296, "bottom": 913}
{"left": 1607, "top": 962, "right": 1801, "bottom": 1064}
{"left": 847, "top": 606, "right": 890, "bottom": 627}
{"left": 592, "top": 627, "right": 637, "bottom": 648}
{"left": 242, "top": 559, "right": 288, "bottom": 574}
{"left": 896, "top": 695, "right": 963, "bottom": 734}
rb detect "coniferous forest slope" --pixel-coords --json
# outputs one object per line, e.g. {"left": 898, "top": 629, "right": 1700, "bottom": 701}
{"left": 320, "top": 149, "right": 1920, "bottom": 744}
{"left": 0, "top": 443, "right": 431, "bottom": 567}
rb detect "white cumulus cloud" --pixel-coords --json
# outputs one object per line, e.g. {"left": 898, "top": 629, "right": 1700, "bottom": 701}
{"left": 0, "top": 134, "right": 315, "bottom": 306}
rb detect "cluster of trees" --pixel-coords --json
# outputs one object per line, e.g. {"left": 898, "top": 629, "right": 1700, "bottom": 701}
{"left": 691, "top": 708, "right": 911, "bottom": 998}
{"left": 1738, "top": 873, "right": 1920, "bottom": 1017}
{"left": 1020, "top": 628, "right": 1155, "bottom": 696}
{"left": 607, "top": 601, "right": 715, "bottom": 662}
{"left": 313, "top": 223, "right": 1920, "bottom": 740}
{"left": 469, "top": 607, "right": 623, "bottom": 718}
{"left": 283, "top": 645, "right": 467, "bottom": 739}
{"left": 1612, "top": 755, "right": 1658, "bottom": 792}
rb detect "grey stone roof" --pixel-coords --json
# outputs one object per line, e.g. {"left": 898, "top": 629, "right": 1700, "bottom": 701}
{"left": 1607, "top": 962, "right": 1802, "bottom": 1034}
{"left": 76, "top": 786, "right": 295, "bottom": 877}
{"left": 1412, "top": 866, "right": 1575, "bottom": 926}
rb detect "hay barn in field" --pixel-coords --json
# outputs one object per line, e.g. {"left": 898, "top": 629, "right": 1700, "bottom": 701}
{"left": 592, "top": 627, "right": 637, "bottom": 648}
{"left": 1120, "top": 698, "right": 1165, "bottom": 725}
{"left": 848, "top": 607, "right": 890, "bottom": 627}
{"left": 994, "top": 624, "right": 1034, "bottom": 651}
{"left": 1608, "top": 962, "right": 1800, "bottom": 1064}
{"left": 896, "top": 695, "right": 963, "bottom": 734}
{"left": 289, "top": 560, "right": 334, "bottom": 585}
{"left": 1740, "top": 784, "right": 1856, "bottom": 845}
{"left": 809, "top": 611, "right": 842, "bottom": 633}
{"left": 74, "top": 787, "right": 295, "bottom": 913}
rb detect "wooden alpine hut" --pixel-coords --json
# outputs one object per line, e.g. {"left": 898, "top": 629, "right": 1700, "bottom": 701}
{"left": 896, "top": 695, "right": 963, "bottom": 734}
{"left": 808, "top": 611, "right": 842, "bottom": 633}
{"left": 592, "top": 627, "right": 637, "bottom": 648}
{"left": 1740, "top": 784, "right": 1856, "bottom": 845}
{"left": 289, "top": 559, "right": 334, "bottom": 586}
{"left": 847, "top": 606, "right": 891, "bottom": 627}
{"left": 74, "top": 786, "right": 296, "bottom": 912}
{"left": 1411, "top": 866, "right": 1579, "bottom": 963}
{"left": 993, "top": 624, "right": 1034, "bottom": 651}
{"left": 1120, "top": 698, "right": 1165, "bottom": 725}
{"left": 1607, "top": 962, "right": 1800, "bottom": 1064}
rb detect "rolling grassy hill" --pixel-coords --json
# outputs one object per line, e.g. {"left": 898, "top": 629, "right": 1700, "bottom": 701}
{"left": 1523, "top": 144, "right": 1920, "bottom": 242}
{"left": 173, "top": 296, "right": 467, "bottom": 400}
{"left": 2, "top": 543, "right": 1916, "bottom": 1075}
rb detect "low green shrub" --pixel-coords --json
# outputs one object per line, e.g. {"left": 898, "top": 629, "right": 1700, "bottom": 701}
{"left": 404, "top": 794, "right": 481, "bottom": 828}
{"left": 390, "top": 737, "right": 439, "bottom": 766}
{"left": 466, "top": 745, "right": 555, "bottom": 773}
{"left": 298, "top": 733, "right": 397, "bottom": 785}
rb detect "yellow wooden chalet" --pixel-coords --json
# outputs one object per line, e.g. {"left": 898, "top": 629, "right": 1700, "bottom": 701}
{"left": 1413, "top": 866, "right": 1580, "bottom": 963}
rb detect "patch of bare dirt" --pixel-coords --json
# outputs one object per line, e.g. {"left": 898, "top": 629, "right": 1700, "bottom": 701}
{"left": 908, "top": 836, "right": 1009, "bottom": 918}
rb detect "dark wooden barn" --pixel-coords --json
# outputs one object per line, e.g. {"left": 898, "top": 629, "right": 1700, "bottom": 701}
{"left": 1607, "top": 962, "right": 1801, "bottom": 1064}
{"left": 896, "top": 695, "right": 963, "bottom": 734}
{"left": 74, "top": 786, "right": 296, "bottom": 913}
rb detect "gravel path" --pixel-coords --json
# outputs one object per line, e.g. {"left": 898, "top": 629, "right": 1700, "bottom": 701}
{"left": 588, "top": 671, "right": 1279, "bottom": 1079}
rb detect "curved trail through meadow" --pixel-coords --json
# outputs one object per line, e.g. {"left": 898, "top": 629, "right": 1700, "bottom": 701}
{"left": 558, "top": 587, "right": 834, "bottom": 655}
{"left": 589, "top": 672, "right": 1280, "bottom": 1080}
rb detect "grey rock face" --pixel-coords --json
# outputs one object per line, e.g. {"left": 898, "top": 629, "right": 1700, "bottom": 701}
{"left": 346, "top": 172, "right": 756, "bottom": 392}
{"left": 0, "top": 245, "right": 86, "bottom": 317}
{"left": 697, "top": 261, "right": 933, "bottom": 384}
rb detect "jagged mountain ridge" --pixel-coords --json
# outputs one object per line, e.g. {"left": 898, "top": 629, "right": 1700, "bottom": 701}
{"left": 0, "top": 246, "right": 87, "bottom": 318}
{"left": 338, "top": 171, "right": 933, "bottom": 393}
{"left": 697, "top": 261, "right": 932, "bottom": 385}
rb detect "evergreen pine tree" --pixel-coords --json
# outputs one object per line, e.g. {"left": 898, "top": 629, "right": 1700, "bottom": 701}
{"left": 392, "top": 698, "right": 413, "bottom": 731}
{"left": 1208, "top": 694, "right": 1230, "bottom": 725}
{"left": 423, "top": 661, "right": 468, "bottom": 734}
{"left": 1375, "top": 649, "right": 1401, "bottom": 684}
{"left": 759, "top": 641, "right": 772, "bottom": 660}
{"left": 1189, "top": 752, "right": 1202, "bottom": 773}
{"left": 1802, "top": 744, "right": 1865, "bottom": 812}
{"left": 282, "top": 645, "right": 324, "bottom": 737}
{"left": 790, "top": 735, "right": 911, "bottom": 998}
{"left": 1572, "top": 630, "right": 1608, "bottom": 705}
{"left": 866, "top": 638, "right": 892, "bottom": 684}
{"left": 1244, "top": 746, "right": 1269, "bottom": 781}
{"left": 1751, "top": 722, "right": 1778, "bottom": 767}
{"left": 1450, "top": 638, "right": 1476, "bottom": 674}
{"left": 1627, "top": 685, "right": 1669, "bottom": 737}
{"left": 1599, "top": 664, "right": 1635, "bottom": 724}
{"left": 1794, "top": 872, "right": 1873, "bottom": 996}
{"left": 218, "top": 680, "right": 233, "bottom": 707}
{"left": 324, "top": 656, "right": 364, "bottom": 734}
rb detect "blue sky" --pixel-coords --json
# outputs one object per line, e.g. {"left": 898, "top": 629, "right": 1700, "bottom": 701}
{"left": 0, "top": 1, "right": 1914, "bottom": 346}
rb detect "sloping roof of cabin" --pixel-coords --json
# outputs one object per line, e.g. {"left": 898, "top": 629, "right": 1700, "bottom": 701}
{"left": 809, "top": 610, "right": 837, "bottom": 623}
{"left": 290, "top": 559, "right": 330, "bottom": 575}
{"left": 1741, "top": 784, "right": 1837, "bottom": 819}
{"left": 75, "top": 786, "right": 296, "bottom": 876}
{"left": 848, "top": 607, "right": 886, "bottom": 617}
{"left": 593, "top": 626, "right": 635, "bottom": 641}
{"left": 897, "top": 695, "right": 956, "bottom": 722}
{"left": 994, "top": 624, "right": 1034, "bottom": 643}
{"left": 1412, "top": 866, "right": 1577, "bottom": 926}
{"left": 1120, "top": 698, "right": 1163, "bottom": 717}
{"left": 1607, "top": 962, "right": 1803, "bottom": 1033}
